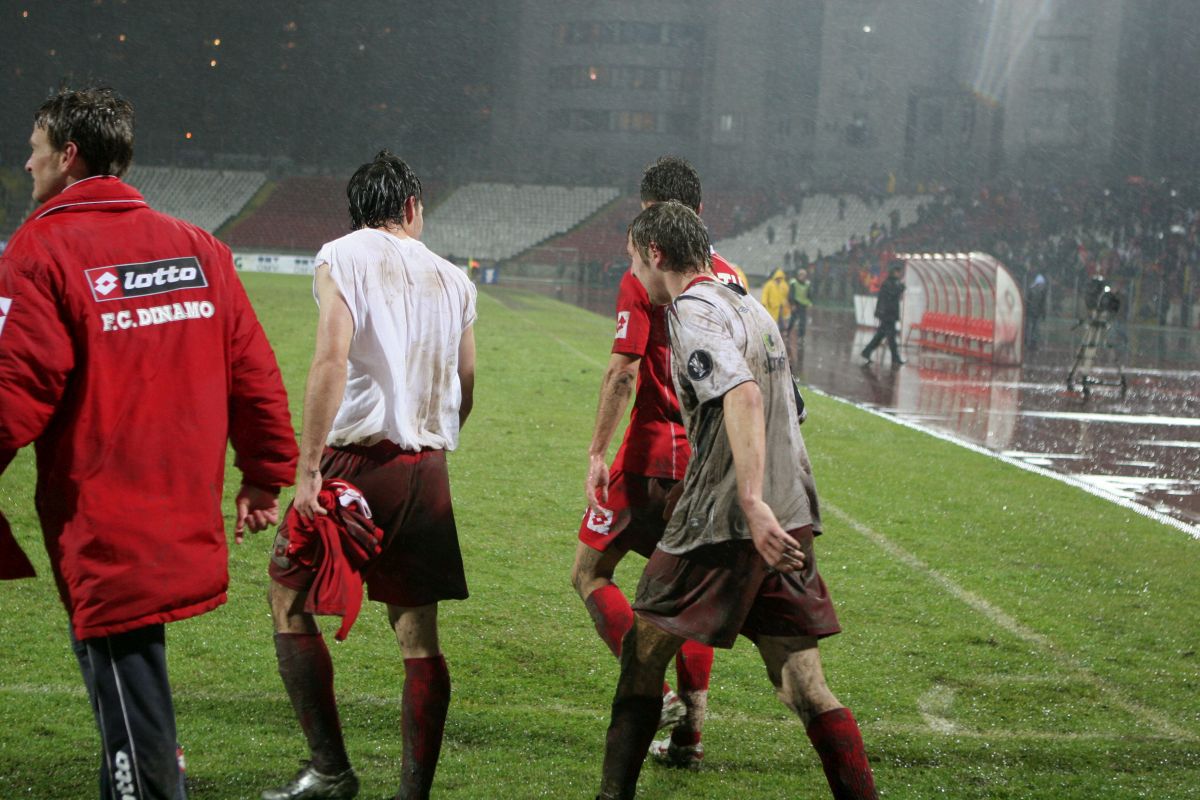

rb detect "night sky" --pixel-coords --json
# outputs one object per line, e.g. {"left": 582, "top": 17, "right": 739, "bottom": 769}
{"left": 1, "top": 1, "right": 497, "bottom": 175}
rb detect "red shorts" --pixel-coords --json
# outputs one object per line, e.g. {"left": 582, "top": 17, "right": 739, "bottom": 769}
{"left": 632, "top": 527, "right": 840, "bottom": 649}
{"left": 269, "top": 442, "right": 468, "bottom": 607}
{"left": 577, "top": 469, "right": 677, "bottom": 558}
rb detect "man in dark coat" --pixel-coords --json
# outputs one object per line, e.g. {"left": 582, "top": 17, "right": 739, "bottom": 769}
{"left": 861, "top": 263, "right": 905, "bottom": 366}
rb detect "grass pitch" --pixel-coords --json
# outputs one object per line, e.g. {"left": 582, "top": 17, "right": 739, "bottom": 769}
{"left": 1, "top": 273, "right": 1198, "bottom": 799}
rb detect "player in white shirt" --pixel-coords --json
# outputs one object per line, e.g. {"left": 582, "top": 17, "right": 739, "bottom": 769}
{"left": 264, "top": 151, "right": 476, "bottom": 800}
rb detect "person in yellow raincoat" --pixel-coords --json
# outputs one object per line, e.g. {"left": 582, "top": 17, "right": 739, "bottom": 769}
{"left": 760, "top": 268, "right": 791, "bottom": 330}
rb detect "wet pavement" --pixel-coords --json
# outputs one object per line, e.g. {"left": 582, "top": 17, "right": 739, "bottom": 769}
{"left": 792, "top": 310, "right": 1200, "bottom": 534}
{"left": 498, "top": 279, "right": 1200, "bottom": 534}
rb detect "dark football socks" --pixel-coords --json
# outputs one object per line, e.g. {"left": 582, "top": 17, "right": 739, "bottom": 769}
{"left": 397, "top": 655, "right": 451, "bottom": 800}
{"left": 805, "top": 707, "right": 879, "bottom": 800}
{"left": 672, "top": 639, "right": 714, "bottom": 746}
{"left": 273, "top": 632, "right": 350, "bottom": 775}
{"left": 585, "top": 583, "right": 635, "bottom": 658}
{"left": 599, "top": 694, "right": 663, "bottom": 800}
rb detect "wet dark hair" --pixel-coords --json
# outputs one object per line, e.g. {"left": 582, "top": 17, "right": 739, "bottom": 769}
{"left": 34, "top": 87, "right": 134, "bottom": 178}
{"left": 347, "top": 150, "right": 423, "bottom": 230}
{"left": 629, "top": 200, "right": 711, "bottom": 274}
{"left": 640, "top": 155, "right": 702, "bottom": 213}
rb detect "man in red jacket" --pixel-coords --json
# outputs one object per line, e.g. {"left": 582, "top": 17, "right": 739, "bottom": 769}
{"left": 0, "top": 87, "right": 297, "bottom": 799}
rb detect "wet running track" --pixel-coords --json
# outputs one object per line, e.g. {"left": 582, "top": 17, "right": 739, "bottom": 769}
{"left": 794, "top": 311, "right": 1199, "bottom": 535}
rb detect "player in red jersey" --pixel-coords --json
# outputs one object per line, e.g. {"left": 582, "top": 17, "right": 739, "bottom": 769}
{"left": 572, "top": 156, "right": 746, "bottom": 767}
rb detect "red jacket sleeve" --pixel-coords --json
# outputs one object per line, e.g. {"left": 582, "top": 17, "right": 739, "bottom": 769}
{"left": 0, "top": 252, "right": 75, "bottom": 451}
{"left": 223, "top": 261, "right": 298, "bottom": 490}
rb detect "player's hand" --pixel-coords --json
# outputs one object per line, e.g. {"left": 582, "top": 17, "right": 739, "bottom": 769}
{"left": 292, "top": 468, "right": 328, "bottom": 522}
{"left": 585, "top": 454, "right": 611, "bottom": 515}
{"left": 234, "top": 484, "right": 281, "bottom": 544}
{"left": 743, "top": 498, "right": 805, "bottom": 573}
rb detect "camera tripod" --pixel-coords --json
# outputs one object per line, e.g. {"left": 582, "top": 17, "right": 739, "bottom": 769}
{"left": 1066, "top": 312, "right": 1127, "bottom": 399}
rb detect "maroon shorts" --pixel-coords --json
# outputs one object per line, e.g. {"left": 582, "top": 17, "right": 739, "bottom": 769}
{"left": 632, "top": 527, "right": 840, "bottom": 649}
{"left": 576, "top": 469, "right": 677, "bottom": 558}
{"left": 269, "top": 442, "right": 468, "bottom": 608}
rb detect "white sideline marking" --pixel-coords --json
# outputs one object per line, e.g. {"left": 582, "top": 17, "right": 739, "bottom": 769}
{"left": 868, "top": 721, "right": 1142, "bottom": 742}
{"left": 1021, "top": 410, "right": 1200, "bottom": 427}
{"left": 1139, "top": 439, "right": 1200, "bottom": 449}
{"left": 824, "top": 501, "right": 1195, "bottom": 741}
{"left": 1, "top": 683, "right": 1187, "bottom": 744}
{"left": 811, "top": 387, "right": 1200, "bottom": 540}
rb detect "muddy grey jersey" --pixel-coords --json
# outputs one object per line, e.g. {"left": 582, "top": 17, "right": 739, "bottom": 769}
{"left": 660, "top": 277, "right": 820, "bottom": 555}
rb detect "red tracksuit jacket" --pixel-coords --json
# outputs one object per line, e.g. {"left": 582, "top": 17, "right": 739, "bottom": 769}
{"left": 0, "top": 176, "right": 298, "bottom": 639}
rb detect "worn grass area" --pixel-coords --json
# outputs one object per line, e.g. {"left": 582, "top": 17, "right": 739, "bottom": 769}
{"left": 1, "top": 274, "right": 1198, "bottom": 799}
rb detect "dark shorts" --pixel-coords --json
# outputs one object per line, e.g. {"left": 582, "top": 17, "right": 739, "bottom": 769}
{"left": 269, "top": 442, "right": 468, "bottom": 608}
{"left": 633, "top": 527, "right": 840, "bottom": 649}
{"left": 576, "top": 469, "right": 677, "bottom": 558}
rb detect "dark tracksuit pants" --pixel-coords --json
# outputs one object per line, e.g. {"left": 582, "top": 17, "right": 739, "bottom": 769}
{"left": 862, "top": 319, "right": 903, "bottom": 364}
{"left": 71, "top": 624, "right": 187, "bottom": 800}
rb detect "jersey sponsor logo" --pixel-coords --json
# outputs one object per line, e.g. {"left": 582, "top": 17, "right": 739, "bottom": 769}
{"left": 85, "top": 256, "right": 208, "bottom": 303}
{"left": 686, "top": 350, "right": 713, "bottom": 380}
{"left": 100, "top": 300, "right": 216, "bottom": 332}
{"left": 0, "top": 296, "right": 11, "bottom": 338}
{"left": 763, "top": 333, "right": 788, "bottom": 372}
{"left": 585, "top": 506, "right": 614, "bottom": 535}
{"left": 614, "top": 311, "right": 630, "bottom": 339}
{"left": 714, "top": 270, "right": 745, "bottom": 290}
{"left": 333, "top": 482, "right": 372, "bottom": 518}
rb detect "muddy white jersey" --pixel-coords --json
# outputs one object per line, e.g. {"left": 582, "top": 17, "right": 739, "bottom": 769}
{"left": 662, "top": 276, "right": 820, "bottom": 554}
{"left": 316, "top": 228, "right": 476, "bottom": 451}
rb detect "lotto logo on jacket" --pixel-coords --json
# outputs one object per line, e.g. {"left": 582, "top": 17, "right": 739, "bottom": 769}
{"left": 85, "top": 257, "right": 207, "bottom": 302}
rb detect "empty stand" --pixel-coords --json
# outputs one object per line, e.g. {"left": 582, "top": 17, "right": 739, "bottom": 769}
{"left": 519, "top": 195, "right": 641, "bottom": 267}
{"left": 714, "top": 194, "right": 930, "bottom": 278}
{"left": 421, "top": 183, "right": 619, "bottom": 262}
{"left": 222, "top": 177, "right": 347, "bottom": 252}
{"left": 126, "top": 165, "right": 266, "bottom": 233}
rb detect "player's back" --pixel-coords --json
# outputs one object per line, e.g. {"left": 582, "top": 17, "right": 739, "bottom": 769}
{"left": 318, "top": 228, "right": 476, "bottom": 452}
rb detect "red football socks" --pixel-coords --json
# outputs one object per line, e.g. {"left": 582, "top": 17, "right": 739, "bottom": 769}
{"left": 273, "top": 632, "right": 350, "bottom": 775}
{"left": 584, "top": 584, "right": 635, "bottom": 658}
{"left": 805, "top": 707, "right": 879, "bottom": 800}
{"left": 675, "top": 639, "right": 713, "bottom": 692}
{"left": 398, "top": 655, "right": 451, "bottom": 800}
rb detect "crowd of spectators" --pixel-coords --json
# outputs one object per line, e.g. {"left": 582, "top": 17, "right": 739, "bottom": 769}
{"left": 799, "top": 178, "right": 1199, "bottom": 329}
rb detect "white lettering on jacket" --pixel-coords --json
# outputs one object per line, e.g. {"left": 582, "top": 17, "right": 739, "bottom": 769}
{"left": 101, "top": 301, "right": 215, "bottom": 332}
